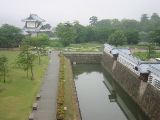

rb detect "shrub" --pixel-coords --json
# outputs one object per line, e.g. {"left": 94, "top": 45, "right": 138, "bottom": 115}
{"left": 56, "top": 54, "right": 65, "bottom": 120}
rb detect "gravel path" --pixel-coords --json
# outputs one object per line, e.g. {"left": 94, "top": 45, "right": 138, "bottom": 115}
{"left": 34, "top": 51, "right": 59, "bottom": 120}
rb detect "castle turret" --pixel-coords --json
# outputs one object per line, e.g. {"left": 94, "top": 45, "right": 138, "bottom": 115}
{"left": 22, "top": 14, "right": 51, "bottom": 36}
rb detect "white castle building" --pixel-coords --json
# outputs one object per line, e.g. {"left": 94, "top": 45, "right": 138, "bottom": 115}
{"left": 22, "top": 14, "right": 51, "bottom": 36}
{"left": 104, "top": 43, "right": 160, "bottom": 90}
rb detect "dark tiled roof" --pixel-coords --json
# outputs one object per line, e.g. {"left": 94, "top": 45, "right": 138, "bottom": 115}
{"left": 23, "top": 14, "right": 45, "bottom": 22}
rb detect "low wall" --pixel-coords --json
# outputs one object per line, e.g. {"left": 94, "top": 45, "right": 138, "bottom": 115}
{"left": 63, "top": 52, "right": 102, "bottom": 64}
{"left": 101, "top": 52, "right": 160, "bottom": 120}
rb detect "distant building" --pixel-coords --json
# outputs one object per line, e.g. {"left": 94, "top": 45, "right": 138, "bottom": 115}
{"left": 22, "top": 14, "right": 51, "bottom": 36}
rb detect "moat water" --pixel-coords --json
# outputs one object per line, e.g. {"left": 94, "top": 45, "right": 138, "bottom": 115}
{"left": 73, "top": 64, "right": 149, "bottom": 120}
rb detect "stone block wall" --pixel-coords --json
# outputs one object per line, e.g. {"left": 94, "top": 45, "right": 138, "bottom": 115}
{"left": 101, "top": 52, "right": 160, "bottom": 120}
{"left": 64, "top": 53, "right": 102, "bottom": 64}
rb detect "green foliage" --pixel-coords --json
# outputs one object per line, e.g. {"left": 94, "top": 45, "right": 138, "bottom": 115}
{"left": 56, "top": 54, "right": 65, "bottom": 120}
{"left": 23, "top": 35, "right": 49, "bottom": 64}
{"left": 0, "top": 55, "right": 8, "bottom": 83}
{"left": 124, "top": 30, "right": 139, "bottom": 44}
{"left": 147, "top": 44, "right": 155, "bottom": 59}
{"left": 89, "top": 16, "right": 98, "bottom": 25}
{"left": 17, "top": 45, "right": 35, "bottom": 80}
{"left": 108, "top": 30, "right": 127, "bottom": 46}
{"left": 49, "top": 40, "right": 64, "bottom": 47}
{"left": 73, "top": 21, "right": 87, "bottom": 43}
{"left": 133, "top": 43, "right": 160, "bottom": 60}
{"left": 134, "top": 51, "right": 160, "bottom": 61}
{"left": 23, "top": 34, "right": 49, "bottom": 47}
{"left": 53, "top": 13, "right": 160, "bottom": 46}
{"left": 55, "top": 22, "right": 77, "bottom": 46}
{"left": 149, "top": 30, "right": 160, "bottom": 45}
{"left": 133, "top": 52, "right": 148, "bottom": 61}
{"left": 95, "top": 19, "right": 112, "bottom": 29}
{"left": 150, "top": 13, "right": 160, "bottom": 31}
{"left": 85, "top": 26, "right": 97, "bottom": 42}
{"left": 139, "top": 31, "right": 150, "bottom": 42}
{"left": 121, "top": 19, "right": 140, "bottom": 31}
{"left": 0, "top": 24, "right": 24, "bottom": 48}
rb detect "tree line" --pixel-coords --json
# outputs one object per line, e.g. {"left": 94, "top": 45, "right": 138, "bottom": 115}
{"left": 0, "top": 13, "right": 160, "bottom": 48}
{"left": 55, "top": 13, "right": 160, "bottom": 46}
{"left": 0, "top": 24, "right": 24, "bottom": 48}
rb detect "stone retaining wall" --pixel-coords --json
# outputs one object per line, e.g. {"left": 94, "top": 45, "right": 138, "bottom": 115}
{"left": 64, "top": 52, "right": 102, "bottom": 64}
{"left": 101, "top": 52, "right": 160, "bottom": 120}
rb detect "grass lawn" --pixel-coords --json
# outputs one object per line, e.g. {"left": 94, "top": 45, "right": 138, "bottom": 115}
{"left": 64, "top": 43, "right": 103, "bottom": 52}
{"left": 133, "top": 51, "right": 160, "bottom": 61}
{"left": 0, "top": 51, "right": 49, "bottom": 120}
{"left": 63, "top": 57, "right": 80, "bottom": 120}
{"left": 50, "top": 42, "right": 103, "bottom": 52}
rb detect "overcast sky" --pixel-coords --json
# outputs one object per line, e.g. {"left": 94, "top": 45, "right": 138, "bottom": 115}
{"left": 0, "top": 0, "right": 160, "bottom": 28}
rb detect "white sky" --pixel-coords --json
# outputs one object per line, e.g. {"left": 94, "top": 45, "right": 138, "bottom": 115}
{"left": 0, "top": 0, "right": 160, "bottom": 27}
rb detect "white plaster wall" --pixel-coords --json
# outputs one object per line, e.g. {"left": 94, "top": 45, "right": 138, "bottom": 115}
{"left": 27, "top": 21, "right": 36, "bottom": 28}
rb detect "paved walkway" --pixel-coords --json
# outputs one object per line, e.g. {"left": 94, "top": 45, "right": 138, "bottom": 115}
{"left": 34, "top": 51, "right": 59, "bottom": 120}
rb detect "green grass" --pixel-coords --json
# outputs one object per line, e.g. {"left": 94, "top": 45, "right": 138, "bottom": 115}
{"left": 133, "top": 52, "right": 149, "bottom": 60}
{"left": 64, "top": 43, "right": 103, "bottom": 52}
{"left": 133, "top": 51, "right": 160, "bottom": 61}
{"left": 64, "top": 57, "right": 80, "bottom": 120}
{"left": 0, "top": 51, "right": 49, "bottom": 120}
{"left": 49, "top": 41, "right": 103, "bottom": 52}
{"left": 49, "top": 40, "right": 64, "bottom": 48}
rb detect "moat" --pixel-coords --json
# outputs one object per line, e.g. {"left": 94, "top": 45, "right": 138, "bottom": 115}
{"left": 73, "top": 64, "right": 149, "bottom": 120}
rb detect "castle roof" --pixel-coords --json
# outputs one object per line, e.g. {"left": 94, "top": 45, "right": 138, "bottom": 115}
{"left": 22, "top": 14, "right": 45, "bottom": 22}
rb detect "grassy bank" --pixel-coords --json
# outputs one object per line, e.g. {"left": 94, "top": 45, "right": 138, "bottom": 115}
{"left": 50, "top": 42, "right": 103, "bottom": 52}
{"left": 64, "top": 57, "right": 81, "bottom": 120}
{"left": 0, "top": 51, "right": 49, "bottom": 120}
{"left": 56, "top": 54, "right": 80, "bottom": 120}
{"left": 64, "top": 43, "right": 103, "bottom": 52}
{"left": 133, "top": 51, "right": 160, "bottom": 61}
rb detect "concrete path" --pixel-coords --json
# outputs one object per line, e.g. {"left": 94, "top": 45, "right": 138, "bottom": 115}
{"left": 34, "top": 51, "right": 59, "bottom": 120}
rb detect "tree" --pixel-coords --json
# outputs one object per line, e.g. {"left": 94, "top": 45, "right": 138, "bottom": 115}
{"left": 140, "top": 14, "right": 150, "bottom": 32}
{"left": 53, "top": 13, "right": 160, "bottom": 45}
{"left": 31, "top": 35, "right": 49, "bottom": 64}
{"left": 141, "top": 14, "right": 149, "bottom": 23}
{"left": 73, "top": 21, "right": 87, "bottom": 43}
{"left": 55, "top": 22, "right": 77, "bottom": 46}
{"left": 149, "top": 30, "right": 160, "bottom": 45}
{"left": 23, "top": 35, "right": 49, "bottom": 64}
{"left": 95, "top": 27, "right": 114, "bottom": 43}
{"left": 108, "top": 30, "right": 127, "bottom": 46}
{"left": 124, "top": 30, "right": 139, "bottom": 44}
{"left": 139, "top": 31, "right": 150, "bottom": 42}
{"left": 95, "top": 19, "right": 112, "bottom": 29}
{"left": 17, "top": 45, "right": 35, "bottom": 80}
{"left": 111, "top": 19, "right": 121, "bottom": 29}
{"left": 0, "top": 24, "right": 24, "bottom": 48}
{"left": 0, "top": 55, "right": 8, "bottom": 83}
{"left": 151, "top": 13, "right": 160, "bottom": 22}
{"left": 121, "top": 19, "right": 139, "bottom": 31}
{"left": 89, "top": 16, "right": 98, "bottom": 25}
{"left": 150, "top": 13, "right": 160, "bottom": 30}
{"left": 147, "top": 43, "right": 155, "bottom": 59}
{"left": 85, "top": 26, "right": 97, "bottom": 42}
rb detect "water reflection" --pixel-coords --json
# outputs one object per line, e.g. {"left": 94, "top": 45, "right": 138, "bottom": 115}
{"left": 73, "top": 64, "right": 149, "bottom": 120}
